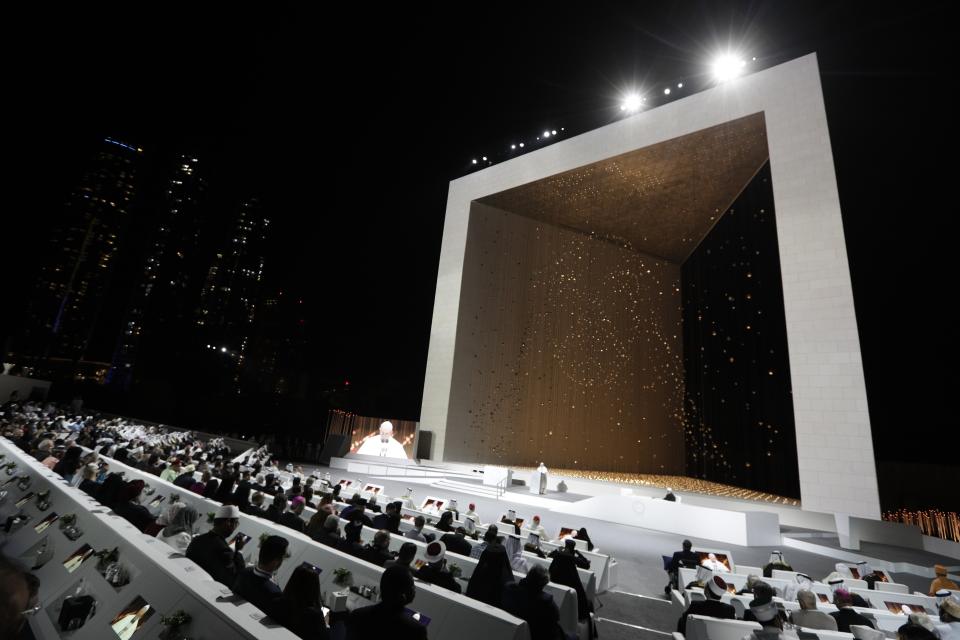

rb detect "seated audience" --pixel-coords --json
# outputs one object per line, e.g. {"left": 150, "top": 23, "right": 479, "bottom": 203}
{"left": 790, "top": 589, "right": 838, "bottom": 631}
{"left": 548, "top": 538, "right": 590, "bottom": 570}
{"left": 159, "top": 505, "right": 199, "bottom": 552}
{"left": 436, "top": 510, "right": 455, "bottom": 532}
{"left": 275, "top": 565, "right": 331, "bottom": 640}
{"left": 77, "top": 464, "right": 100, "bottom": 496}
{"left": 315, "top": 514, "right": 343, "bottom": 548}
{"left": 549, "top": 542, "right": 592, "bottom": 620}
{"left": 186, "top": 505, "right": 246, "bottom": 587}
{"left": 440, "top": 527, "right": 473, "bottom": 557}
{"left": 233, "top": 535, "right": 289, "bottom": 619}
{"left": 467, "top": 543, "right": 515, "bottom": 607}
{"left": 346, "top": 565, "right": 426, "bottom": 640}
{"left": 744, "top": 597, "right": 791, "bottom": 640}
{"left": 762, "top": 550, "right": 793, "bottom": 578}
{"left": 677, "top": 576, "right": 736, "bottom": 634}
{"left": 371, "top": 501, "right": 402, "bottom": 534}
{"left": 416, "top": 541, "right": 461, "bottom": 593}
{"left": 0, "top": 556, "right": 32, "bottom": 638}
{"left": 830, "top": 589, "right": 876, "bottom": 633}
{"left": 114, "top": 479, "right": 157, "bottom": 532}
{"left": 385, "top": 542, "right": 418, "bottom": 570}
{"left": 502, "top": 564, "right": 568, "bottom": 640}
{"left": 930, "top": 565, "right": 960, "bottom": 596}
{"left": 361, "top": 529, "right": 395, "bottom": 567}
{"left": 280, "top": 496, "right": 306, "bottom": 532}
{"left": 405, "top": 515, "right": 428, "bottom": 542}
{"left": 939, "top": 598, "right": 960, "bottom": 640}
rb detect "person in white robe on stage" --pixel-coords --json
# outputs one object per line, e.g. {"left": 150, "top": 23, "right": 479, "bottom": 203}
{"left": 356, "top": 421, "right": 408, "bottom": 458}
{"left": 529, "top": 462, "right": 548, "bottom": 494}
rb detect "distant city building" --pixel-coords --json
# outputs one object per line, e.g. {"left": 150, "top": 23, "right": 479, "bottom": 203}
{"left": 17, "top": 137, "right": 143, "bottom": 378}
{"left": 107, "top": 154, "right": 206, "bottom": 388}
{"left": 244, "top": 289, "right": 308, "bottom": 396}
{"left": 197, "top": 198, "right": 270, "bottom": 391}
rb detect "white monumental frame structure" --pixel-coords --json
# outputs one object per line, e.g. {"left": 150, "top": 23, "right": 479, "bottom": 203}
{"left": 421, "top": 53, "right": 881, "bottom": 520}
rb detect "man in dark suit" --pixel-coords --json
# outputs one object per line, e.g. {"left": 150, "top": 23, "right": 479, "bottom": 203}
{"left": 346, "top": 566, "right": 426, "bottom": 640}
{"left": 371, "top": 502, "right": 402, "bottom": 534}
{"left": 361, "top": 530, "right": 395, "bottom": 567}
{"left": 280, "top": 497, "right": 306, "bottom": 533}
{"left": 502, "top": 565, "right": 566, "bottom": 640}
{"left": 440, "top": 527, "right": 473, "bottom": 557}
{"left": 232, "top": 535, "right": 288, "bottom": 619}
{"left": 666, "top": 538, "right": 701, "bottom": 593}
{"left": 677, "top": 576, "right": 736, "bottom": 634}
{"left": 830, "top": 589, "right": 876, "bottom": 633}
{"left": 185, "top": 505, "right": 246, "bottom": 587}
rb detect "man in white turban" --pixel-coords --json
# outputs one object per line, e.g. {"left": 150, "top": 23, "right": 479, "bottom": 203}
{"left": 356, "top": 421, "right": 408, "bottom": 458}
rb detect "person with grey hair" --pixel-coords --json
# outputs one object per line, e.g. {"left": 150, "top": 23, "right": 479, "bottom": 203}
{"left": 790, "top": 589, "right": 838, "bottom": 631}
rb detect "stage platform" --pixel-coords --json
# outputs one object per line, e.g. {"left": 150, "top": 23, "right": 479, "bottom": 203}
{"left": 325, "top": 455, "right": 960, "bottom": 568}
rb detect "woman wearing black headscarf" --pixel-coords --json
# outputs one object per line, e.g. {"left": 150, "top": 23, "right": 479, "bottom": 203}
{"left": 53, "top": 446, "right": 83, "bottom": 483}
{"left": 466, "top": 544, "right": 515, "bottom": 608}
{"left": 549, "top": 549, "right": 592, "bottom": 621}
{"left": 437, "top": 510, "right": 455, "bottom": 532}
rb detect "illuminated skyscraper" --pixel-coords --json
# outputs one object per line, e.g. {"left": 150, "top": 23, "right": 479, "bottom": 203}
{"left": 18, "top": 137, "right": 142, "bottom": 377}
{"left": 107, "top": 154, "right": 206, "bottom": 387}
{"left": 197, "top": 198, "right": 270, "bottom": 391}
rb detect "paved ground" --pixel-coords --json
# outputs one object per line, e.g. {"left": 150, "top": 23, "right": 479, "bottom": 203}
{"left": 304, "top": 462, "right": 946, "bottom": 637}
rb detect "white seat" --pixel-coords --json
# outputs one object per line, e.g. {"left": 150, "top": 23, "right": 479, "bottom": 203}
{"left": 671, "top": 589, "right": 688, "bottom": 620}
{"left": 850, "top": 624, "right": 885, "bottom": 640}
{"left": 729, "top": 598, "right": 746, "bottom": 619}
{"left": 737, "top": 565, "right": 763, "bottom": 576}
{"left": 686, "top": 614, "right": 760, "bottom": 640}
{"left": 798, "top": 629, "right": 855, "bottom": 640}
{"left": 872, "top": 582, "right": 908, "bottom": 594}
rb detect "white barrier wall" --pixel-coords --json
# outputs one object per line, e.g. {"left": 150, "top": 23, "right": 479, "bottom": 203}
{"left": 0, "top": 375, "right": 51, "bottom": 401}
{"left": 0, "top": 439, "right": 298, "bottom": 640}
{"left": 27, "top": 441, "right": 533, "bottom": 640}
{"left": 548, "top": 493, "right": 781, "bottom": 547}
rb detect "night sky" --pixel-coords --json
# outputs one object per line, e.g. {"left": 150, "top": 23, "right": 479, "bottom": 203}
{"left": 2, "top": 3, "right": 954, "bottom": 471}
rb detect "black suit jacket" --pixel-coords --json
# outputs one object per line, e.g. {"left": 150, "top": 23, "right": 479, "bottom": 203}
{"left": 677, "top": 600, "right": 737, "bottom": 634}
{"left": 186, "top": 531, "right": 245, "bottom": 587}
{"left": 440, "top": 533, "right": 473, "bottom": 557}
{"left": 346, "top": 603, "right": 426, "bottom": 640}
{"left": 416, "top": 564, "right": 462, "bottom": 593}
{"left": 371, "top": 512, "right": 401, "bottom": 533}
{"left": 831, "top": 608, "right": 875, "bottom": 633}
{"left": 232, "top": 568, "right": 283, "bottom": 618}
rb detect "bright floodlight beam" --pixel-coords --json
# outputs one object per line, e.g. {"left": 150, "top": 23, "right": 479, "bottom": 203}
{"left": 712, "top": 54, "right": 747, "bottom": 83}
{"left": 620, "top": 93, "right": 642, "bottom": 113}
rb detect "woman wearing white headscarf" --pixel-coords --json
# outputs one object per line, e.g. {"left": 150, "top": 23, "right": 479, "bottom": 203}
{"left": 159, "top": 506, "right": 199, "bottom": 552}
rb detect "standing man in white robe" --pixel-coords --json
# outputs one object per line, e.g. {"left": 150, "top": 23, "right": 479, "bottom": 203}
{"left": 356, "top": 421, "right": 408, "bottom": 459}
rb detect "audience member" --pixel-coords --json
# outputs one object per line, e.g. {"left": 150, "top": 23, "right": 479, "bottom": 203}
{"left": 346, "top": 565, "right": 426, "bottom": 640}
{"left": 185, "top": 505, "right": 246, "bottom": 587}
{"left": 790, "top": 589, "right": 838, "bottom": 631}
{"left": 830, "top": 589, "right": 876, "bottom": 633}
{"left": 232, "top": 535, "right": 289, "bottom": 619}
{"left": 677, "top": 576, "right": 736, "bottom": 634}
{"left": 416, "top": 541, "right": 461, "bottom": 593}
